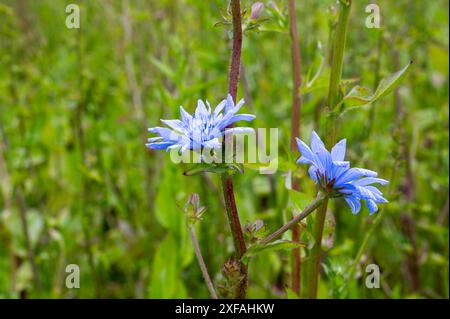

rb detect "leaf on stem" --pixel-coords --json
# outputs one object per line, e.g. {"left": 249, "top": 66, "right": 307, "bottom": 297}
{"left": 339, "top": 61, "right": 413, "bottom": 109}
{"left": 183, "top": 163, "right": 244, "bottom": 176}
{"left": 241, "top": 240, "right": 304, "bottom": 263}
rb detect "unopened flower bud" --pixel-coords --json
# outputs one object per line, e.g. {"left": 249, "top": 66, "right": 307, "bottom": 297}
{"left": 250, "top": 2, "right": 264, "bottom": 20}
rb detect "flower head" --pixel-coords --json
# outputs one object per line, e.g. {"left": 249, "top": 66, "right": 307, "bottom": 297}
{"left": 146, "top": 94, "right": 255, "bottom": 153}
{"left": 296, "top": 131, "right": 388, "bottom": 214}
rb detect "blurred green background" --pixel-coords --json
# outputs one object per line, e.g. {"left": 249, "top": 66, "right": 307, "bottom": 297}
{"left": 0, "top": 0, "right": 448, "bottom": 298}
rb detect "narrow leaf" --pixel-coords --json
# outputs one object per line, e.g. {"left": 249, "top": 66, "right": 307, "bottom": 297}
{"left": 340, "top": 61, "right": 413, "bottom": 108}
{"left": 242, "top": 240, "right": 304, "bottom": 262}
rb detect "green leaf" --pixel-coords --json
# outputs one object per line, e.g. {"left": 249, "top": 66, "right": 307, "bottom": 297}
{"left": 300, "top": 42, "right": 328, "bottom": 96}
{"left": 183, "top": 164, "right": 227, "bottom": 176}
{"left": 183, "top": 163, "right": 243, "bottom": 176}
{"left": 339, "top": 61, "right": 413, "bottom": 109}
{"left": 242, "top": 240, "right": 303, "bottom": 263}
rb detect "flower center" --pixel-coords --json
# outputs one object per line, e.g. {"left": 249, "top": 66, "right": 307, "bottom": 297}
{"left": 315, "top": 169, "right": 336, "bottom": 193}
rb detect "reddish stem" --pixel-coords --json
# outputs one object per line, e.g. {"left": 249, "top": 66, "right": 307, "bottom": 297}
{"left": 228, "top": 0, "right": 242, "bottom": 100}
{"left": 221, "top": 0, "right": 247, "bottom": 299}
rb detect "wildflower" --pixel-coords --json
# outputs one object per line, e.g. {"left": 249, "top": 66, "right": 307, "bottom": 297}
{"left": 296, "top": 131, "right": 388, "bottom": 214}
{"left": 146, "top": 94, "right": 255, "bottom": 153}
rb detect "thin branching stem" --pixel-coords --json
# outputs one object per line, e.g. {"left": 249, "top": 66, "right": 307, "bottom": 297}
{"left": 227, "top": 0, "right": 242, "bottom": 100}
{"left": 261, "top": 194, "right": 326, "bottom": 246}
{"left": 189, "top": 226, "right": 218, "bottom": 299}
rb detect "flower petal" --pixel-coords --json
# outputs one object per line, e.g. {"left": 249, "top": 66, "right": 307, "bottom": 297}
{"left": 315, "top": 146, "right": 333, "bottom": 177}
{"left": 148, "top": 127, "right": 179, "bottom": 141}
{"left": 147, "top": 137, "right": 163, "bottom": 143}
{"left": 234, "top": 98, "right": 245, "bottom": 112}
{"left": 296, "top": 138, "right": 315, "bottom": 164}
{"left": 202, "top": 138, "right": 222, "bottom": 149}
{"left": 364, "top": 186, "right": 388, "bottom": 203}
{"left": 310, "top": 131, "right": 326, "bottom": 153}
{"left": 146, "top": 142, "right": 175, "bottom": 150}
{"left": 355, "top": 185, "right": 378, "bottom": 201}
{"left": 180, "top": 106, "right": 192, "bottom": 123}
{"left": 332, "top": 161, "right": 350, "bottom": 181}
{"left": 365, "top": 199, "right": 379, "bottom": 214}
{"left": 224, "top": 127, "right": 255, "bottom": 135}
{"left": 308, "top": 165, "right": 319, "bottom": 183}
{"left": 331, "top": 139, "right": 346, "bottom": 161}
{"left": 353, "top": 177, "right": 389, "bottom": 186}
{"left": 213, "top": 99, "right": 226, "bottom": 117}
{"left": 345, "top": 196, "right": 362, "bottom": 214}
{"left": 225, "top": 94, "right": 235, "bottom": 113}
{"left": 228, "top": 114, "right": 256, "bottom": 123}
{"left": 335, "top": 167, "right": 377, "bottom": 185}
{"left": 195, "top": 99, "right": 208, "bottom": 117}
{"left": 161, "top": 119, "right": 185, "bottom": 132}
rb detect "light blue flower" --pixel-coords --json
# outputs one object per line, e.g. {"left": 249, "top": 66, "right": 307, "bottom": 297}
{"left": 296, "top": 131, "right": 389, "bottom": 214}
{"left": 146, "top": 94, "right": 255, "bottom": 153}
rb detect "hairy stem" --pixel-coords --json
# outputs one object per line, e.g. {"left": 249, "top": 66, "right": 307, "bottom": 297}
{"left": 228, "top": 0, "right": 242, "bottom": 100}
{"left": 261, "top": 194, "right": 326, "bottom": 246}
{"left": 306, "top": 0, "right": 352, "bottom": 299}
{"left": 221, "top": 0, "right": 247, "bottom": 299}
{"left": 189, "top": 226, "right": 218, "bottom": 299}
{"left": 288, "top": 0, "right": 303, "bottom": 296}
{"left": 221, "top": 175, "right": 247, "bottom": 259}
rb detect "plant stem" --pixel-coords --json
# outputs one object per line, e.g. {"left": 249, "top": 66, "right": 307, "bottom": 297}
{"left": 288, "top": 0, "right": 303, "bottom": 296}
{"left": 325, "top": 0, "right": 352, "bottom": 145}
{"left": 228, "top": 0, "right": 242, "bottom": 100}
{"left": 221, "top": 0, "right": 247, "bottom": 299}
{"left": 220, "top": 174, "right": 247, "bottom": 298}
{"left": 366, "top": 32, "right": 383, "bottom": 139}
{"left": 189, "top": 226, "right": 218, "bottom": 299}
{"left": 221, "top": 175, "right": 247, "bottom": 259}
{"left": 261, "top": 194, "right": 326, "bottom": 246}
{"left": 306, "top": 0, "right": 352, "bottom": 299}
{"left": 305, "top": 198, "right": 328, "bottom": 298}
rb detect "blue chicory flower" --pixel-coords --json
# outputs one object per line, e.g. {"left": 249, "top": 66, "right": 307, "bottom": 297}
{"left": 296, "top": 131, "right": 389, "bottom": 214}
{"left": 146, "top": 94, "right": 255, "bottom": 153}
